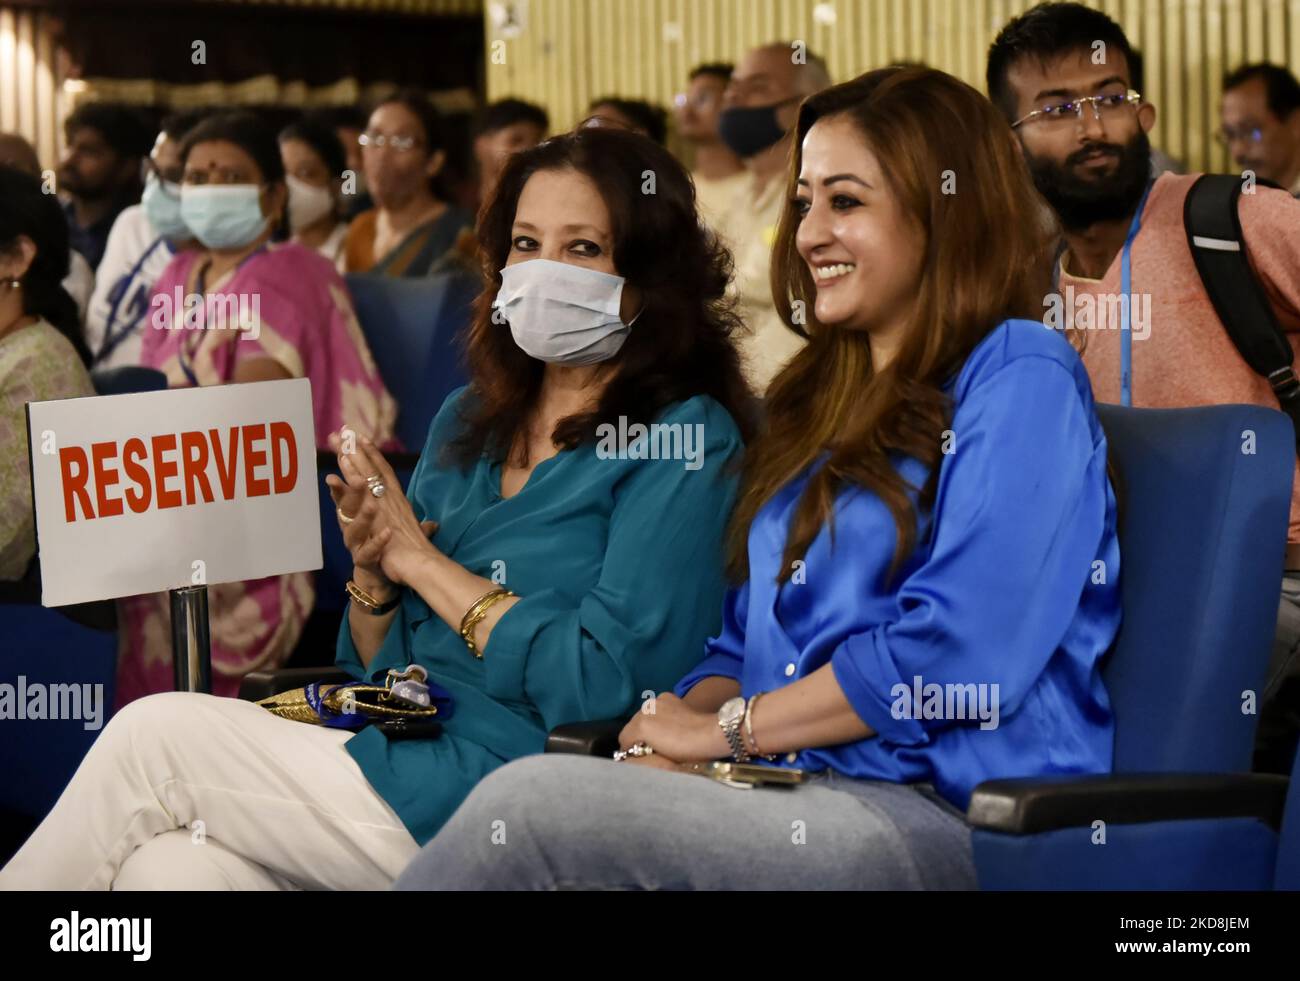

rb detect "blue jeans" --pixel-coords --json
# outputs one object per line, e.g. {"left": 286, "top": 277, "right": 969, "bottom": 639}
{"left": 393, "top": 754, "right": 976, "bottom": 890}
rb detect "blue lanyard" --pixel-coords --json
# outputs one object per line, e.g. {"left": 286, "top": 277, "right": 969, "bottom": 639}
{"left": 97, "top": 236, "right": 170, "bottom": 365}
{"left": 178, "top": 245, "right": 268, "bottom": 386}
{"left": 177, "top": 258, "right": 205, "bottom": 386}
{"left": 1119, "top": 181, "right": 1154, "bottom": 406}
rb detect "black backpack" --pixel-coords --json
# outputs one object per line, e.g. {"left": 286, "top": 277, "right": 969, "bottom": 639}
{"left": 1184, "top": 174, "right": 1300, "bottom": 453}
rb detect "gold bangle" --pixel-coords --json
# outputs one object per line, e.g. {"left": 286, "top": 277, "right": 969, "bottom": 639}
{"left": 346, "top": 579, "right": 400, "bottom": 615}
{"left": 459, "top": 587, "right": 516, "bottom": 658}
{"left": 744, "top": 692, "right": 778, "bottom": 761}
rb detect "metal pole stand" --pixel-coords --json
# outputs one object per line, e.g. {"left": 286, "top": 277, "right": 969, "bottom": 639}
{"left": 170, "top": 584, "right": 212, "bottom": 693}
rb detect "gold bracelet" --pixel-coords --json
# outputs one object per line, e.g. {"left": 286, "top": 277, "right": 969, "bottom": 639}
{"left": 743, "top": 692, "right": 778, "bottom": 761}
{"left": 346, "top": 579, "right": 400, "bottom": 615}
{"left": 459, "top": 587, "right": 516, "bottom": 658}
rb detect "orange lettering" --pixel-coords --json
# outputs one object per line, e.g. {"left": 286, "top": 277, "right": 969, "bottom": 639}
{"left": 59, "top": 446, "right": 94, "bottom": 522}
{"left": 209, "top": 427, "right": 240, "bottom": 499}
{"left": 90, "top": 441, "right": 123, "bottom": 518}
{"left": 242, "top": 424, "right": 270, "bottom": 497}
{"left": 122, "top": 438, "right": 151, "bottom": 512}
{"left": 152, "top": 434, "right": 181, "bottom": 509}
{"left": 269, "top": 422, "right": 298, "bottom": 494}
{"left": 181, "top": 430, "right": 214, "bottom": 505}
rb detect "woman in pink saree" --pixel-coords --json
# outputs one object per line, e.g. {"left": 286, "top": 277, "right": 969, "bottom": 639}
{"left": 116, "top": 112, "right": 396, "bottom": 709}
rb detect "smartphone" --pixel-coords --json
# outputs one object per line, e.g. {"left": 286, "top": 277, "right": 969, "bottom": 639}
{"left": 680, "top": 761, "right": 807, "bottom": 787}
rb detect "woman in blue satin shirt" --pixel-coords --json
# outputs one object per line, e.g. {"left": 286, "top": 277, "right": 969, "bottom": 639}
{"left": 397, "top": 66, "right": 1122, "bottom": 891}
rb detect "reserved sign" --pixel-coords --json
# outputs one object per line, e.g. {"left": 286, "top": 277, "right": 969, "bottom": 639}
{"left": 27, "top": 378, "right": 322, "bottom": 606}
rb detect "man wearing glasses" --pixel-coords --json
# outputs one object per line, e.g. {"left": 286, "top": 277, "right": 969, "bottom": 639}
{"left": 673, "top": 64, "right": 744, "bottom": 234}
{"left": 82, "top": 110, "right": 208, "bottom": 369}
{"left": 989, "top": 2, "right": 1300, "bottom": 773}
{"left": 1220, "top": 63, "right": 1300, "bottom": 197}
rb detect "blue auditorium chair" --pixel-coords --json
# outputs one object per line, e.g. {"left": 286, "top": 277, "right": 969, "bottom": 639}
{"left": 0, "top": 602, "right": 117, "bottom": 823}
{"left": 90, "top": 365, "right": 168, "bottom": 396}
{"left": 343, "top": 269, "right": 478, "bottom": 451}
{"left": 970, "top": 403, "right": 1295, "bottom": 889}
{"left": 291, "top": 271, "right": 476, "bottom": 662}
{"left": 1275, "top": 748, "right": 1300, "bottom": 889}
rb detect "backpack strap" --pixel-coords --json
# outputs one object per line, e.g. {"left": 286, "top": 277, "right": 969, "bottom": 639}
{"left": 1184, "top": 173, "right": 1300, "bottom": 451}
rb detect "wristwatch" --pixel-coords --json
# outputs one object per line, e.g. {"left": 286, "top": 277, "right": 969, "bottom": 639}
{"left": 717, "top": 696, "right": 751, "bottom": 762}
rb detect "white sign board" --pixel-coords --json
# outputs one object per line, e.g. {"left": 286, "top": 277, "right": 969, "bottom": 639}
{"left": 27, "top": 378, "right": 321, "bottom": 607}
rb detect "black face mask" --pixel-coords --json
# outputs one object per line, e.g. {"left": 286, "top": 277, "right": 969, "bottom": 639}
{"left": 718, "top": 98, "right": 797, "bottom": 158}
{"left": 1025, "top": 129, "right": 1154, "bottom": 232}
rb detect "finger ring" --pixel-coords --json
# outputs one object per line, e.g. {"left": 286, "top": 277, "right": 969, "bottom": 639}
{"left": 365, "top": 473, "right": 382, "bottom": 486}
{"left": 369, "top": 482, "right": 386, "bottom": 498}
{"left": 612, "top": 741, "right": 654, "bottom": 762}
{"left": 337, "top": 507, "right": 356, "bottom": 525}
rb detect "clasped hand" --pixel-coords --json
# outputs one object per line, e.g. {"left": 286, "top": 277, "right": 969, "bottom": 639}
{"left": 325, "top": 429, "right": 440, "bottom": 594}
{"left": 617, "top": 692, "right": 731, "bottom": 771}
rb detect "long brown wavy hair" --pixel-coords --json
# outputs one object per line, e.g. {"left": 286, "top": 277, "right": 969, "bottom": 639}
{"left": 447, "top": 127, "right": 756, "bottom": 467}
{"left": 728, "top": 66, "right": 1053, "bottom": 583}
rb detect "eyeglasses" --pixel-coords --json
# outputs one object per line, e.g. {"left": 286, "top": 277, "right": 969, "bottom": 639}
{"left": 674, "top": 91, "right": 721, "bottom": 110}
{"left": 141, "top": 157, "right": 183, "bottom": 192}
{"left": 358, "top": 131, "right": 424, "bottom": 152}
{"left": 1215, "top": 125, "right": 1265, "bottom": 147}
{"left": 1011, "top": 89, "right": 1142, "bottom": 130}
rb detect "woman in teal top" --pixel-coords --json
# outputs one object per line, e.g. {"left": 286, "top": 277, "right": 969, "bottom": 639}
{"left": 0, "top": 127, "right": 753, "bottom": 890}
{"left": 331, "top": 386, "right": 745, "bottom": 844}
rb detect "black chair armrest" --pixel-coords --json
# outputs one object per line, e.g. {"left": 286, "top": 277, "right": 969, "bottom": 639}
{"left": 239, "top": 666, "right": 354, "bottom": 701}
{"left": 545, "top": 717, "right": 629, "bottom": 757}
{"left": 968, "top": 772, "right": 1290, "bottom": 835}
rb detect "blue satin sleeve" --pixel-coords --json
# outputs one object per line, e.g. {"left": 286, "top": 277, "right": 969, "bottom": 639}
{"left": 830, "top": 354, "right": 1117, "bottom": 746}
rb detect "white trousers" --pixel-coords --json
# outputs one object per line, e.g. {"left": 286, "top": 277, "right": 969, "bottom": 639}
{"left": 0, "top": 692, "right": 422, "bottom": 890}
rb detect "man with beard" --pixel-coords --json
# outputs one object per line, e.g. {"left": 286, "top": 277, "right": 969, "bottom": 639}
{"left": 58, "top": 103, "right": 152, "bottom": 271}
{"left": 989, "top": 2, "right": 1300, "bottom": 773}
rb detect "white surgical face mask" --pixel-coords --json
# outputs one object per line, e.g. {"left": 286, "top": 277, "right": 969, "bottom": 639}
{"left": 180, "top": 184, "right": 268, "bottom": 250}
{"left": 285, "top": 174, "right": 336, "bottom": 232}
{"left": 493, "top": 258, "right": 639, "bottom": 365}
{"left": 141, "top": 173, "right": 189, "bottom": 240}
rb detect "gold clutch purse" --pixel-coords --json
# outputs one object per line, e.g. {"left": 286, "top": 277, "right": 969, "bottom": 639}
{"left": 256, "top": 666, "right": 450, "bottom": 731}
